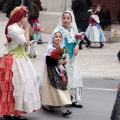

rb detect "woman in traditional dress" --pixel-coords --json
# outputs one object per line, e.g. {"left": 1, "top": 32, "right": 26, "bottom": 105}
{"left": 0, "top": 6, "right": 41, "bottom": 120}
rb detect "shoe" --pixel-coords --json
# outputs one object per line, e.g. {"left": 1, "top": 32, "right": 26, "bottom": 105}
{"left": 33, "top": 55, "right": 36, "bottom": 58}
{"left": 70, "top": 102, "right": 83, "bottom": 108}
{"left": 43, "top": 106, "right": 54, "bottom": 112}
{"left": 79, "top": 45, "right": 82, "bottom": 50}
{"left": 13, "top": 115, "right": 27, "bottom": 120}
{"left": 86, "top": 42, "right": 91, "bottom": 48}
{"left": 3, "top": 115, "right": 12, "bottom": 120}
{"left": 99, "top": 44, "right": 104, "bottom": 48}
{"left": 37, "top": 41, "right": 43, "bottom": 44}
{"left": 62, "top": 110, "right": 72, "bottom": 117}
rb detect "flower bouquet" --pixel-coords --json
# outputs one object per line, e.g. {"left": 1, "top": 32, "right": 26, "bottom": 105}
{"left": 50, "top": 47, "right": 69, "bottom": 84}
{"left": 50, "top": 47, "right": 69, "bottom": 60}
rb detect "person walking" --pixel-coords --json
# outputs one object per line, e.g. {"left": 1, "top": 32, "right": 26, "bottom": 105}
{"left": 96, "top": 3, "right": 111, "bottom": 29}
{"left": 0, "top": 6, "right": 41, "bottom": 120}
{"left": 85, "top": 9, "right": 106, "bottom": 48}
{"left": 1, "top": 0, "right": 22, "bottom": 18}
{"left": 72, "top": 0, "right": 91, "bottom": 49}
{"left": 53, "top": 11, "right": 83, "bottom": 108}
{"left": 40, "top": 30, "right": 72, "bottom": 117}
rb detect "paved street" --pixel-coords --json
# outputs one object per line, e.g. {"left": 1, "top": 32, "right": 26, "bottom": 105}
{"left": 0, "top": 13, "right": 120, "bottom": 120}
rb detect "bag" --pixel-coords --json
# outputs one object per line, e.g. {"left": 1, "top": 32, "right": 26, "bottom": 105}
{"left": 117, "top": 51, "right": 120, "bottom": 61}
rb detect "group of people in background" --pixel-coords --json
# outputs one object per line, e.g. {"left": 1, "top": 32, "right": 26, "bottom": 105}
{"left": 72, "top": 0, "right": 111, "bottom": 49}
{"left": 0, "top": 0, "right": 120, "bottom": 120}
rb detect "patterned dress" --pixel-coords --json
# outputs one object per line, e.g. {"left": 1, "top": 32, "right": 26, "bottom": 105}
{"left": 41, "top": 46, "right": 71, "bottom": 106}
{"left": 0, "top": 23, "right": 41, "bottom": 115}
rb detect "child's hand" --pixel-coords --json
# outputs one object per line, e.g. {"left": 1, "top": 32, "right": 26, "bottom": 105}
{"left": 58, "top": 59, "right": 64, "bottom": 65}
{"left": 74, "top": 44, "right": 79, "bottom": 56}
{"left": 64, "top": 60, "right": 67, "bottom": 64}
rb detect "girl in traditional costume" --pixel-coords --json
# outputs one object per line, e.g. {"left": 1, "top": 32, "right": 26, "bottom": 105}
{"left": 85, "top": 9, "right": 106, "bottom": 48}
{"left": 54, "top": 11, "right": 83, "bottom": 108}
{"left": 40, "top": 30, "right": 72, "bottom": 117}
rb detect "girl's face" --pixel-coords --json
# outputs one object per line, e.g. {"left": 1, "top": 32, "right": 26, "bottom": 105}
{"left": 62, "top": 13, "right": 72, "bottom": 29}
{"left": 53, "top": 32, "right": 62, "bottom": 46}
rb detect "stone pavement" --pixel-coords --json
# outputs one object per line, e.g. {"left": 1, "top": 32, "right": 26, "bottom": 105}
{"left": 0, "top": 13, "right": 120, "bottom": 79}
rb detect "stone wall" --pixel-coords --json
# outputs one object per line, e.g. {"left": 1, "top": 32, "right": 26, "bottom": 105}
{"left": 39, "top": 0, "right": 72, "bottom": 33}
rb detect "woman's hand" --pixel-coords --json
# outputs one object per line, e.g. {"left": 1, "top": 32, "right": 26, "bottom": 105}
{"left": 21, "top": 17, "right": 29, "bottom": 30}
{"left": 74, "top": 44, "right": 79, "bottom": 56}
{"left": 24, "top": 40, "right": 37, "bottom": 46}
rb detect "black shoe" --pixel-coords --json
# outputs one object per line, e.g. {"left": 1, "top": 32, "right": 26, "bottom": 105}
{"left": 79, "top": 45, "right": 82, "bottom": 50}
{"left": 3, "top": 115, "right": 12, "bottom": 120}
{"left": 71, "top": 102, "right": 83, "bottom": 108}
{"left": 99, "top": 44, "right": 104, "bottom": 48}
{"left": 86, "top": 42, "right": 91, "bottom": 48}
{"left": 37, "top": 41, "right": 43, "bottom": 44}
{"left": 13, "top": 115, "right": 27, "bottom": 120}
{"left": 43, "top": 106, "right": 54, "bottom": 112}
{"left": 62, "top": 110, "right": 72, "bottom": 117}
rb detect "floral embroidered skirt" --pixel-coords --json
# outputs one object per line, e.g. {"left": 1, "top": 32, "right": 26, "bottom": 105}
{"left": 0, "top": 54, "right": 41, "bottom": 115}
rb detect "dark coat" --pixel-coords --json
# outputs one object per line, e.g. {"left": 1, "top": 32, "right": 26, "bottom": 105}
{"left": 97, "top": 9, "right": 111, "bottom": 27}
{"left": 2, "top": 0, "right": 22, "bottom": 18}
{"left": 28, "top": 0, "right": 43, "bottom": 20}
{"left": 23, "top": 0, "right": 29, "bottom": 7}
{"left": 117, "top": 9, "right": 120, "bottom": 24}
{"left": 72, "top": 0, "right": 90, "bottom": 20}
{"left": 72, "top": 0, "right": 90, "bottom": 31}
{"left": 86, "top": 0, "right": 92, "bottom": 9}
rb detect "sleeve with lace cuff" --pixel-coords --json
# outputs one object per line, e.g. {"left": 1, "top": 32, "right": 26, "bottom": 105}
{"left": 46, "top": 56, "right": 58, "bottom": 66}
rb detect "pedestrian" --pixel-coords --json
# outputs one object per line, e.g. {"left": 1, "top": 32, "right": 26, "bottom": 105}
{"left": 0, "top": 6, "right": 41, "bottom": 120}
{"left": 110, "top": 16, "right": 120, "bottom": 120}
{"left": 28, "top": 0, "right": 43, "bottom": 44}
{"left": 54, "top": 11, "right": 83, "bottom": 108}
{"left": 85, "top": 9, "right": 106, "bottom": 48}
{"left": 86, "top": 0, "right": 92, "bottom": 9}
{"left": 1, "top": 0, "right": 22, "bottom": 18}
{"left": 96, "top": 3, "right": 111, "bottom": 29}
{"left": 71, "top": 0, "right": 91, "bottom": 49}
{"left": 110, "top": 84, "right": 120, "bottom": 120}
{"left": 40, "top": 29, "right": 72, "bottom": 117}
{"left": 0, "top": 0, "right": 6, "bottom": 11}
{"left": 27, "top": 0, "right": 43, "bottom": 58}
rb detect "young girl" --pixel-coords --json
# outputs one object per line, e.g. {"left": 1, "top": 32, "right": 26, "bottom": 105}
{"left": 40, "top": 30, "right": 72, "bottom": 117}
{"left": 54, "top": 11, "right": 83, "bottom": 108}
{"left": 0, "top": 6, "right": 41, "bottom": 120}
{"left": 85, "top": 9, "right": 106, "bottom": 48}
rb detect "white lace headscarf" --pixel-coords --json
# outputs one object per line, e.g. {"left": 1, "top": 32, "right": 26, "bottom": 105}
{"left": 55, "top": 10, "right": 78, "bottom": 44}
{"left": 39, "top": 29, "right": 64, "bottom": 90}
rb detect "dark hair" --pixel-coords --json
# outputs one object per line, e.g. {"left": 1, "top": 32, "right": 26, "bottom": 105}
{"left": 98, "top": 2, "right": 109, "bottom": 14}
{"left": 54, "top": 31, "right": 63, "bottom": 38}
{"left": 62, "top": 12, "right": 72, "bottom": 19}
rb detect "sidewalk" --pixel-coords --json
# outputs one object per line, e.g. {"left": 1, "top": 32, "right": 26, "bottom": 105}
{"left": 0, "top": 13, "right": 120, "bottom": 79}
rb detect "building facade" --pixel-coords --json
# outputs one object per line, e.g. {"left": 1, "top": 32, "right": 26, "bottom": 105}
{"left": 40, "top": 0, "right": 120, "bottom": 33}
{"left": 92, "top": 0, "right": 120, "bottom": 23}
